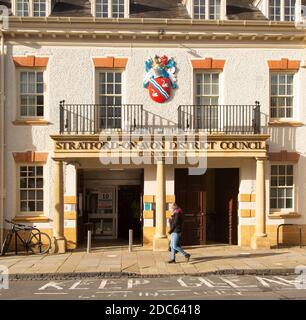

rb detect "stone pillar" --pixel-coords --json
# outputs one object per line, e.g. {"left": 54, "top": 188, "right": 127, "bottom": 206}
{"left": 153, "top": 160, "right": 168, "bottom": 251}
{"left": 251, "top": 158, "right": 270, "bottom": 249}
{"left": 52, "top": 160, "right": 66, "bottom": 253}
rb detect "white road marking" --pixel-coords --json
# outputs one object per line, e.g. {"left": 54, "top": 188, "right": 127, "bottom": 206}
{"left": 34, "top": 292, "right": 68, "bottom": 295}
{"left": 157, "top": 289, "right": 191, "bottom": 292}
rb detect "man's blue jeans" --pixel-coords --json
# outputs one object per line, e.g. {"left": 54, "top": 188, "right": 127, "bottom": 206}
{"left": 170, "top": 232, "right": 188, "bottom": 261}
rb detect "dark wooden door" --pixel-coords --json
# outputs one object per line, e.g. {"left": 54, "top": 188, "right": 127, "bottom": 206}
{"left": 175, "top": 169, "right": 206, "bottom": 245}
{"left": 215, "top": 169, "right": 239, "bottom": 245}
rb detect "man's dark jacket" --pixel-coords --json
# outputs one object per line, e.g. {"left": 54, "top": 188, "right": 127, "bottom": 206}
{"left": 169, "top": 208, "right": 184, "bottom": 234}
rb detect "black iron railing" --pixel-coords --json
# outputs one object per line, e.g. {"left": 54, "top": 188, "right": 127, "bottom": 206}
{"left": 178, "top": 102, "right": 261, "bottom": 134}
{"left": 59, "top": 101, "right": 143, "bottom": 134}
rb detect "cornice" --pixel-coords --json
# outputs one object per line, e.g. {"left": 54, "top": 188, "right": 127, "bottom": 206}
{"left": 2, "top": 17, "right": 306, "bottom": 44}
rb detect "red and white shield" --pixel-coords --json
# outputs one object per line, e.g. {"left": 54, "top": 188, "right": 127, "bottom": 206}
{"left": 148, "top": 77, "right": 171, "bottom": 103}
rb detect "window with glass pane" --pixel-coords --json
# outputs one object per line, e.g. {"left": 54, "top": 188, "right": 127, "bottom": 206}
{"left": 270, "top": 73, "right": 294, "bottom": 119}
{"left": 195, "top": 72, "right": 219, "bottom": 129}
{"left": 16, "top": 0, "right": 29, "bottom": 16}
{"left": 20, "top": 71, "right": 44, "bottom": 118}
{"left": 209, "top": 0, "right": 221, "bottom": 19}
{"left": 112, "top": 0, "right": 125, "bottom": 17}
{"left": 96, "top": 0, "right": 108, "bottom": 17}
{"left": 270, "top": 165, "right": 294, "bottom": 209}
{"left": 284, "top": 0, "right": 295, "bottom": 21}
{"left": 20, "top": 165, "right": 44, "bottom": 213}
{"left": 194, "top": 0, "right": 206, "bottom": 19}
{"left": 33, "top": 0, "right": 46, "bottom": 16}
{"left": 269, "top": 0, "right": 281, "bottom": 20}
{"left": 98, "top": 71, "right": 122, "bottom": 129}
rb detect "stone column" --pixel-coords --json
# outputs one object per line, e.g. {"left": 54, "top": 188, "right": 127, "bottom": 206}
{"left": 251, "top": 157, "right": 270, "bottom": 249}
{"left": 153, "top": 160, "right": 168, "bottom": 251}
{"left": 52, "top": 160, "right": 66, "bottom": 253}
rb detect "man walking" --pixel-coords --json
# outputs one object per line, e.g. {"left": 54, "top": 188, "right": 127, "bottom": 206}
{"left": 168, "top": 203, "right": 191, "bottom": 263}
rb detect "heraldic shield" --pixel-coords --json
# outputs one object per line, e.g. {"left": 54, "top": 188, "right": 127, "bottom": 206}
{"left": 144, "top": 55, "right": 177, "bottom": 103}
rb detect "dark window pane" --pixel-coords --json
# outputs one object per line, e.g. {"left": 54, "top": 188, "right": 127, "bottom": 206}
{"left": 36, "top": 178, "right": 43, "bottom": 188}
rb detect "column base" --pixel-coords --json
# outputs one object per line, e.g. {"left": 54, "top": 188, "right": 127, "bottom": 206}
{"left": 251, "top": 234, "right": 271, "bottom": 250}
{"left": 51, "top": 237, "right": 67, "bottom": 254}
{"left": 153, "top": 236, "right": 169, "bottom": 251}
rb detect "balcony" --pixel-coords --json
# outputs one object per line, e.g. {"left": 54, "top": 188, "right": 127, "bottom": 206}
{"left": 178, "top": 103, "right": 261, "bottom": 134}
{"left": 59, "top": 101, "right": 261, "bottom": 135}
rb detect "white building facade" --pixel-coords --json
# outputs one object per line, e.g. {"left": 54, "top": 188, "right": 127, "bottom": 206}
{"left": 0, "top": 0, "right": 306, "bottom": 252}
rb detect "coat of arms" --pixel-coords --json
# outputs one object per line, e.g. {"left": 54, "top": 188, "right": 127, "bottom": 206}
{"left": 144, "top": 55, "right": 177, "bottom": 103}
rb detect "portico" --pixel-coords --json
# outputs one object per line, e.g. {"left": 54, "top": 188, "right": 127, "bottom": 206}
{"left": 51, "top": 132, "right": 270, "bottom": 253}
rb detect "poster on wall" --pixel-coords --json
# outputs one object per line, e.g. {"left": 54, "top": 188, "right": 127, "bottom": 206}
{"left": 98, "top": 191, "right": 113, "bottom": 210}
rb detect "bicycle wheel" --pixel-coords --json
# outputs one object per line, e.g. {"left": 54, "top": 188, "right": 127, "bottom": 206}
{"left": 1, "top": 232, "right": 13, "bottom": 256}
{"left": 28, "top": 232, "right": 51, "bottom": 254}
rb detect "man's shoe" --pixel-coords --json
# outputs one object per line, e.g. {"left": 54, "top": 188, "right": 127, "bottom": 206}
{"left": 168, "top": 260, "right": 176, "bottom": 264}
{"left": 185, "top": 254, "right": 191, "bottom": 262}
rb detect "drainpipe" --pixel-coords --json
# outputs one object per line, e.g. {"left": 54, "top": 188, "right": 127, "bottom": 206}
{"left": 0, "top": 32, "right": 5, "bottom": 246}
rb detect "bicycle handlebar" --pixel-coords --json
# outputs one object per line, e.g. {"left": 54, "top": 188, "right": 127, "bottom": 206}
{"left": 4, "top": 219, "right": 36, "bottom": 230}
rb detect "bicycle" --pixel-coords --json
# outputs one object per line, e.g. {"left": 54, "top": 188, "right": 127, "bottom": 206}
{"left": 1, "top": 219, "right": 51, "bottom": 256}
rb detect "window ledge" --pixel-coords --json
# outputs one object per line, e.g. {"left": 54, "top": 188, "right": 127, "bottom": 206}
{"left": 13, "top": 119, "right": 50, "bottom": 126}
{"left": 268, "top": 212, "right": 301, "bottom": 219}
{"left": 13, "top": 216, "right": 50, "bottom": 223}
{"left": 268, "top": 121, "right": 304, "bottom": 127}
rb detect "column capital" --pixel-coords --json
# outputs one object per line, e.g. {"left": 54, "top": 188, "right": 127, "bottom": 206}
{"left": 255, "top": 157, "right": 267, "bottom": 162}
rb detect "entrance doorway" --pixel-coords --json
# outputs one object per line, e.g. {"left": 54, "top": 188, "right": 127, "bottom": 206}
{"left": 207, "top": 169, "right": 239, "bottom": 245}
{"left": 118, "top": 185, "right": 142, "bottom": 244}
{"left": 77, "top": 169, "right": 143, "bottom": 246}
{"left": 175, "top": 169, "right": 206, "bottom": 245}
{"left": 175, "top": 168, "right": 239, "bottom": 246}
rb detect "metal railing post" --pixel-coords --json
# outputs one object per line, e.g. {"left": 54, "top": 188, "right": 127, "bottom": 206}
{"left": 59, "top": 100, "right": 65, "bottom": 134}
{"left": 87, "top": 230, "right": 92, "bottom": 254}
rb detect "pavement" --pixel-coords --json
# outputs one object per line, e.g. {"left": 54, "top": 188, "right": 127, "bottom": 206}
{"left": 1, "top": 244, "right": 306, "bottom": 279}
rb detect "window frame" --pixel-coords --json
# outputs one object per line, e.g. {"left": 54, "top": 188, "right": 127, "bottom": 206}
{"left": 269, "top": 163, "right": 296, "bottom": 213}
{"left": 95, "top": 68, "right": 125, "bottom": 130}
{"left": 269, "top": 71, "right": 296, "bottom": 121}
{"left": 93, "top": 0, "right": 129, "bottom": 18}
{"left": 193, "top": 70, "right": 221, "bottom": 130}
{"left": 17, "top": 68, "right": 46, "bottom": 120}
{"left": 13, "top": 0, "right": 49, "bottom": 17}
{"left": 193, "top": 0, "right": 222, "bottom": 20}
{"left": 268, "top": 0, "right": 296, "bottom": 21}
{"left": 18, "top": 163, "right": 45, "bottom": 215}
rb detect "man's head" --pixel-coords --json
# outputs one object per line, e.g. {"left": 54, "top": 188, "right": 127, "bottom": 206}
{"left": 170, "top": 203, "right": 179, "bottom": 212}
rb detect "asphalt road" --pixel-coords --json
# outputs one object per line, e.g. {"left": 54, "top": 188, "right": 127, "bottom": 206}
{"left": 1, "top": 274, "right": 306, "bottom": 300}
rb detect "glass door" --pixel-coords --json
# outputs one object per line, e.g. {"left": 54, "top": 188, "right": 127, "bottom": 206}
{"left": 88, "top": 187, "right": 117, "bottom": 239}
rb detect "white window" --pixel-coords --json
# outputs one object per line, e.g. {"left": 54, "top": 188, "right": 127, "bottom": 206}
{"left": 193, "top": 0, "right": 221, "bottom": 19}
{"left": 195, "top": 72, "right": 219, "bottom": 129}
{"left": 13, "top": 0, "right": 50, "bottom": 17}
{"left": 98, "top": 71, "right": 122, "bottom": 129}
{"left": 19, "top": 70, "right": 44, "bottom": 118}
{"left": 93, "top": 0, "right": 128, "bottom": 18}
{"left": 96, "top": 0, "right": 108, "bottom": 17}
{"left": 112, "top": 0, "right": 125, "bottom": 17}
{"left": 195, "top": 72, "right": 219, "bottom": 105}
{"left": 33, "top": 0, "right": 46, "bottom": 16}
{"left": 270, "top": 164, "right": 294, "bottom": 210}
{"left": 16, "top": 0, "right": 29, "bottom": 16}
{"left": 270, "top": 73, "right": 294, "bottom": 119}
{"left": 19, "top": 165, "right": 44, "bottom": 214}
{"left": 269, "top": 0, "right": 296, "bottom": 21}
